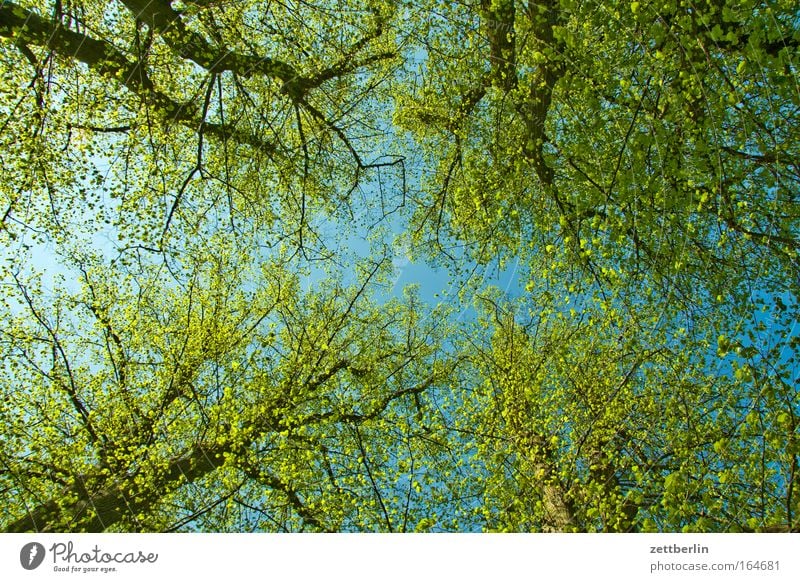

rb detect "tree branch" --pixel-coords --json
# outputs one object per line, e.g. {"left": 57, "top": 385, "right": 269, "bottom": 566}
{"left": 0, "top": 2, "right": 276, "bottom": 153}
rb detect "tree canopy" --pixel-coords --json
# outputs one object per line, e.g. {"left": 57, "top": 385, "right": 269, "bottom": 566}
{"left": 1, "top": 0, "right": 798, "bottom": 532}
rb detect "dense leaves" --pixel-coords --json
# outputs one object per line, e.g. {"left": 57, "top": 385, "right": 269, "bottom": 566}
{"left": 1, "top": 0, "right": 797, "bottom": 531}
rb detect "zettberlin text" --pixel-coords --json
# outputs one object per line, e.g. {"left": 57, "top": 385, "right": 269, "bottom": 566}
{"left": 650, "top": 544, "right": 709, "bottom": 554}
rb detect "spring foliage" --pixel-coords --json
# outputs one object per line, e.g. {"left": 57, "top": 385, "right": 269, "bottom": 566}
{"left": 0, "top": 0, "right": 798, "bottom": 531}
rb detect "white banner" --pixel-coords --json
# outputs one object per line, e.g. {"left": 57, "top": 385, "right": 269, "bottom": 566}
{"left": 1, "top": 533, "right": 798, "bottom": 582}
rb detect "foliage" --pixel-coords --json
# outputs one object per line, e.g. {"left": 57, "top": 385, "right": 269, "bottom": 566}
{"left": 0, "top": 0, "right": 797, "bottom": 531}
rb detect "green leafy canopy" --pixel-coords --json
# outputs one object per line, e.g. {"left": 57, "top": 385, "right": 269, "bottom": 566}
{"left": 0, "top": 0, "right": 797, "bottom": 532}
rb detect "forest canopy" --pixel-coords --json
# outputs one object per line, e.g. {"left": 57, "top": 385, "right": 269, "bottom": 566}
{"left": 0, "top": 0, "right": 798, "bottom": 532}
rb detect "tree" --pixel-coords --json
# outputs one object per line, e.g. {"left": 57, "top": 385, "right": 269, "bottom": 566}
{"left": 0, "top": 0, "right": 458, "bottom": 532}
{"left": 0, "top": 0, "right": 402, "bottom": 257}
{"left": 1, "top": 0, "right": 798, "bottom": 532}
{"left": 393, "top": 0, "right": 799, "bottom": 532}
{"left": 1, "top": 230, "right": 469, "bottom": 531}
{"left": 460, "top": 282, "right": 799, "bottom": 532}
